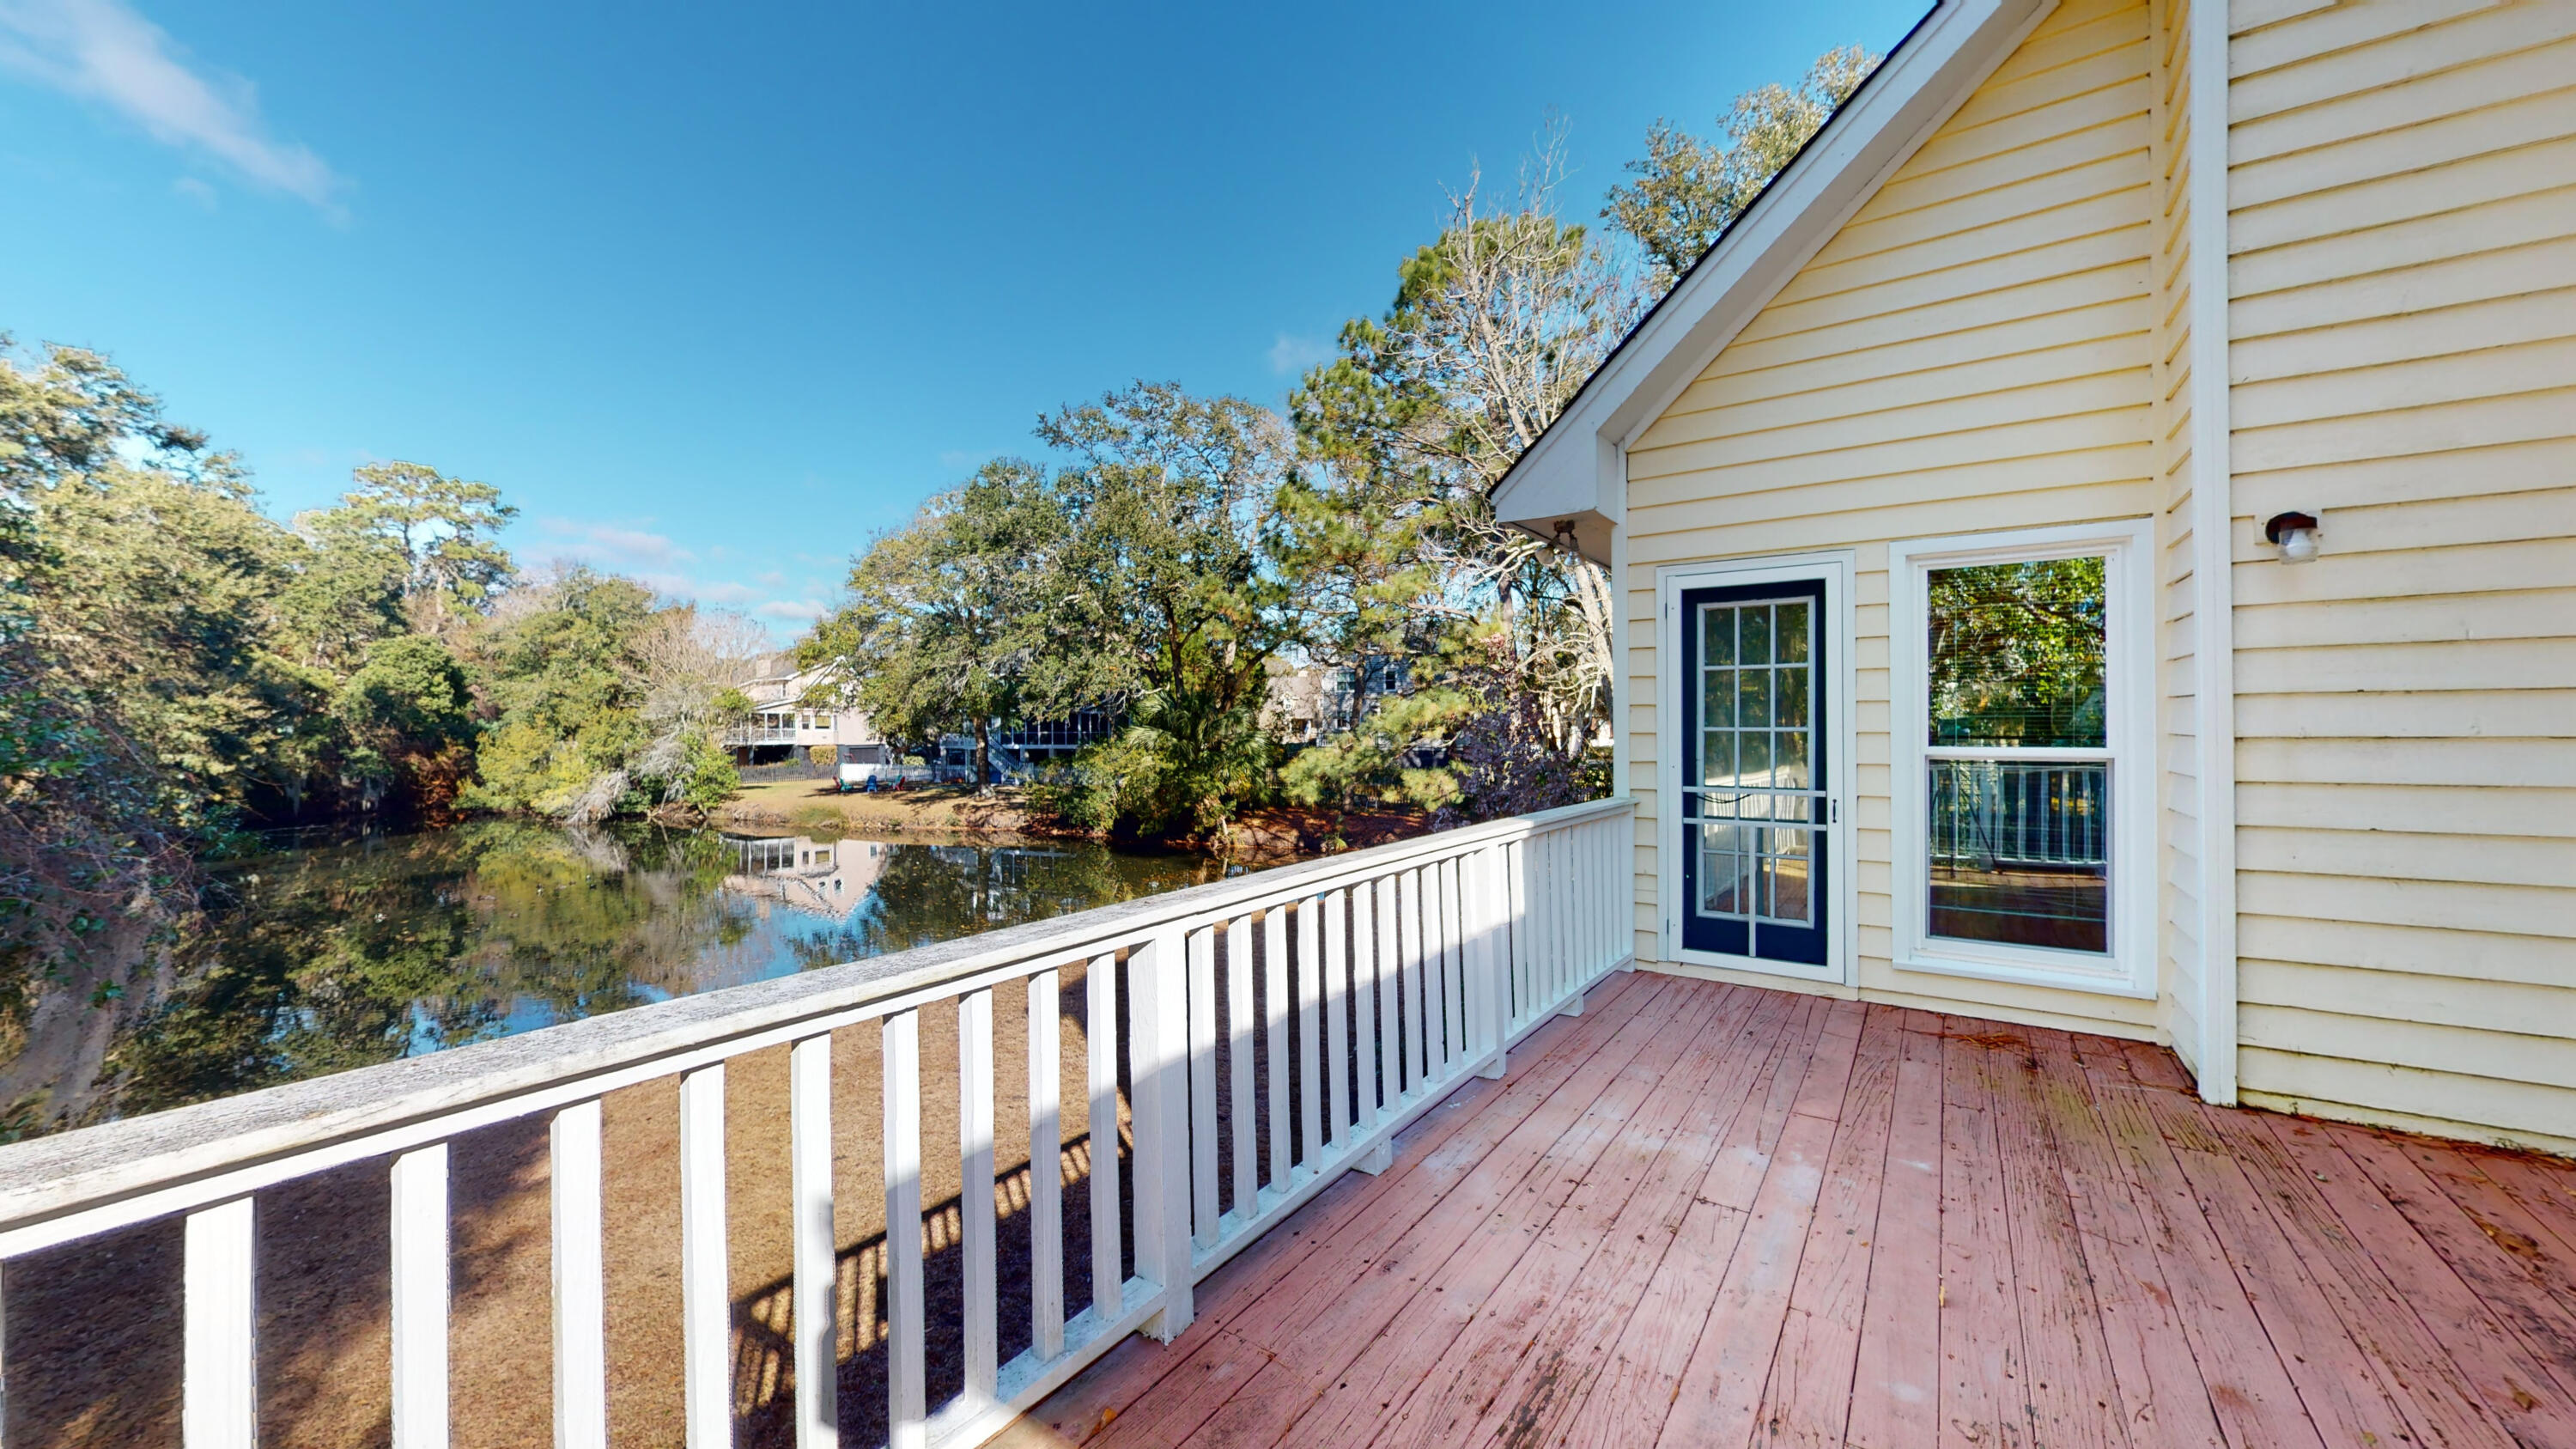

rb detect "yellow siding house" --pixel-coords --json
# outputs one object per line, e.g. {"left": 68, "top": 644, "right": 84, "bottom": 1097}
{"left": 1495, "top": 0, "right": 2575, "bottom": 1154}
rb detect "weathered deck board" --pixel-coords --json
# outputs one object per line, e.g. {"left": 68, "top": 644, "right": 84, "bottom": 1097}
{"left": 1980, "top": 1024, "right": 2127, "bottom": 1449}
{"left": 1008, "top": 977, "right": 2576, "bottom": 1449}
{"left": 1843, "top": 1014, "right": 1945, "bottom": 1449}
{"left": 1371, "top": 983, "right": 1769, "bottom": 1449}
{"left": 1463, "top": 989, "right": 1801, "bottom": 1449}
{"left": 1935, "top": 1018, "right": 2026, "bottom": 1449}
{"left": 1279, "top": 978, "right": 1722, "bottom": 1447}
{"left": 1749, "top": 1002, "right": 1898, "bottom": 1449}
{"left": 1560, "top": 994, "right": 1822, "bottom": 1449}
{"left": 2067, "top": 1033, "right": 2325, "bottom": 1449}
{"left": 2020, "top": 1028, "right": 2225, "bottom": 1449}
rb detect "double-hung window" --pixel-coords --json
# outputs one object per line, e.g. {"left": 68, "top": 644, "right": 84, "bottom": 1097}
{"left": 1890, "top": 521, "right": 2154, "bottom": 995}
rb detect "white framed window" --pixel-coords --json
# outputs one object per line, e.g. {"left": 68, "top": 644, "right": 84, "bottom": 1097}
{"left": 1889, "top": 520, "right": 2155, "bottom": 997}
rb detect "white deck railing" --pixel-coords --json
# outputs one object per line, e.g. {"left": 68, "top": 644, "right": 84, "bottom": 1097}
{"left": 0, "top": 796, "right": 1634, "bottom": 1449}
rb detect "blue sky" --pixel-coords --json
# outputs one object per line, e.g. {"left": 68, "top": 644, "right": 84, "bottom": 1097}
{"left": 2, "top": 0, "right": 1924, "bottom": 634}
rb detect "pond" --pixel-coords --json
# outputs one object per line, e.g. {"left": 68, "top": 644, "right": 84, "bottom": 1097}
{"left": 62, "top": 820, "right": 1240, "bottom": 1126}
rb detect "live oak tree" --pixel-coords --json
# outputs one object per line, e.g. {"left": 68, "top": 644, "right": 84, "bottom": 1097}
{"left": 1039, "top": 383, "right": 1302, "bottom": 837}
{"left": 803, "top": 460, "right": 1069, "bottom": 790}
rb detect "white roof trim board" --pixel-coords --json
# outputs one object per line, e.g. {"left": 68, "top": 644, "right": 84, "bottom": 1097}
{"left": 1491, "top": 0, "right": 2058, "bottom": 563}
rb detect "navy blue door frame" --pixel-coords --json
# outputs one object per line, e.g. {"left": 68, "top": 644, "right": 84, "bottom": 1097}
{"left": 1677, "top": 577, "right": 1831, "bottom": 969}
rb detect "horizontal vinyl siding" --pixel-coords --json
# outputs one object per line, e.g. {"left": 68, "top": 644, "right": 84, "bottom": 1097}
{"left": 2223, "top": 0, "right": 2576, "bottom": 1154}
{"left": 1625, "top": 0, "right": 2162, "bottom": 1037}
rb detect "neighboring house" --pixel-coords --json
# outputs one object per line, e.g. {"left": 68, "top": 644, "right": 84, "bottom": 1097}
{"left": 723, "top": 664, "right": 889, "bottom": 766}
{"left": 1496, "top": 0, "right": 2574, "bottom": 1154}
{"left": 720, "top": 834, "right": 895, "bottom": 919}
{"left": 1264, "top": 658, "right": 1353, "bottom": 743}
{"left": 1265, "top": 654, "right": 1420, "bottom": 743}
{"left": 935, "top": 709, "right": 1119, "bottom": 782}
{"left": 727, "top": 661, "right": 1116, "bottom": 782}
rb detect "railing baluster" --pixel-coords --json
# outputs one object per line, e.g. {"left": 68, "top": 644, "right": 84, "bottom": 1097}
{"left": 959, "top": 987, "right": 998, "bottom": 1404}
{"left": 1422, "top": 861, "right": 1448, "bottom": 1072}
{"left": 183, "top": 1196, "right": 258, "bottom": 1449}
{"left": 1295, "top": 896, "right": 1323, "bottom": 1170}
{"left": 1474, "top": 845, "right": 1509, "bottom": 1076}
{"left": 1028, "top": 967, "right": 1064, "bottom": 1362}
{"left": 1353, "top": 881, "right": 1381, "bottom": 1131}
{"left": 1607, "top": 818, "right": 1626, "bottom": 968}
{"left": 1085, "top": 952, "right": 1122, "bottom": 1322}
{"left": 883, "top": 1008, "right": 927, "bottom": 1449}
{"left": 1590, "top": 822, "right": 1607, "bottom": 973}
{"left": 1568, "top": 822, "right": 1588, "bottom": 977}
{"left": 1262, "top": 907, "right": 1290, "bottom": 1194}
{"left": 550, "top": 1099, "right": 609, "bottom": 1449}
{"left": 1546, "top": 828, "right": 1575, "bottom": 1014}
{"left": 1187, "top": 924, "right": 1218, "bottom": 1251}
{"left": 1577, "top": 819, "right": 1597, "bottom": 974}
{"left": 790, "top": 1036, "right": 837, "bottom": 1449}
{"left": 1324, "top": 888, "right": 1352, "bottom": 1147}
{"left": 678, "top": 1065, "right": 731, "bottom": 1449}
{"left": 1441, "top": 856, "right": 1467, "bottom": 1069}
{"left": 1577, "top": 825, "right": 1595, "bottom": 986}
{"left": 391, "top": 1143, "right": 450, "bottom": 1449}
{"left": 1398, "top": 868, "right": 1427, "bottom": 1093}
{"left": 1504, "top": 835, "right": 1525, "bottom": 1026}
{"left": 1526, "top": 833, "right": 1550, "bottom": 1015}
{"left": 1133, "top": 925, "right": 1194, "bottom": 1339}
{"left": 1372, "top": 877, "right": 1400, "bottom": 1108}
{"left": 1225, "top": 915, "right": 1256, "bottom": 1224}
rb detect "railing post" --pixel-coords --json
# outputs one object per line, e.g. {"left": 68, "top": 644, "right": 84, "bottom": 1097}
{"left": 1130, "top": 925, "right": 1195, "bottom": 1342}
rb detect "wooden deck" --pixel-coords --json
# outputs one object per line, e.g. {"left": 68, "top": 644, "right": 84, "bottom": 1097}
{"left": 998, "top": 971, "right": 2576, "bottom": 1449}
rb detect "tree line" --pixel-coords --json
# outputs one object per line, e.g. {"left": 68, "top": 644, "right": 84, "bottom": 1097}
{"left": 803, "top": 47, "right": 1877, "bottom": 843}
{"left": 0, "top": 350, "right": 775, "bottom": 1037}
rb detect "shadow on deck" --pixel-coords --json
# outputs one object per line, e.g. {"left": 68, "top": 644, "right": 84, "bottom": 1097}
{"left": 996, "top": 971, "right": 2576, "bottom": 1449}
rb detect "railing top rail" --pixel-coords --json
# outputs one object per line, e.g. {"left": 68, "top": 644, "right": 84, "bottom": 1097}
{"left": 0, "top": 795, "right": 1630, "bottom": 1233}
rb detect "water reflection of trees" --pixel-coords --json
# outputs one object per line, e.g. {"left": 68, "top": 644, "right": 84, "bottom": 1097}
{"left": 71, "top": 826, "right": 1222, "bottom": 1125}
{"left": 781, "top": 843, "right": 1225, "bottom": 970}
{"left": 104, "top": 822, "right": 752, "bottom": 1117}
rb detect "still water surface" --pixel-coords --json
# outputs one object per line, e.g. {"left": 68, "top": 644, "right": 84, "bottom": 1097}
{"left": 105, "top": 821, "right": 1236, "bottom": 1120}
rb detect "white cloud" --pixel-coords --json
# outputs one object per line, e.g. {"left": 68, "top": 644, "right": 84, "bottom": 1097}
{"left": 1267, "top": 332, "right": 1336, "bottom": 377}
{"left": 170, "top": 172, "right": 213, "bottom": 207}
{"left": 536, "top": 517, "right": 695, "bottom": 568}
{"left": 0, "top": 0, "right": 343, "bottom": 213}
{"left": 755, "top": 599, "right": 826, "bottom": 624}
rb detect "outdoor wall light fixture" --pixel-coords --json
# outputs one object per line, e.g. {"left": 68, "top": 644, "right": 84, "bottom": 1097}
{"left": 2264, "top": 510, "right": 2321, "bottom": 563}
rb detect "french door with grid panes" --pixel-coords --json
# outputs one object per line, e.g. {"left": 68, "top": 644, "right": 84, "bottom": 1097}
{"left": 1678, "top": 577, "right": 1832, "bottom": 970}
